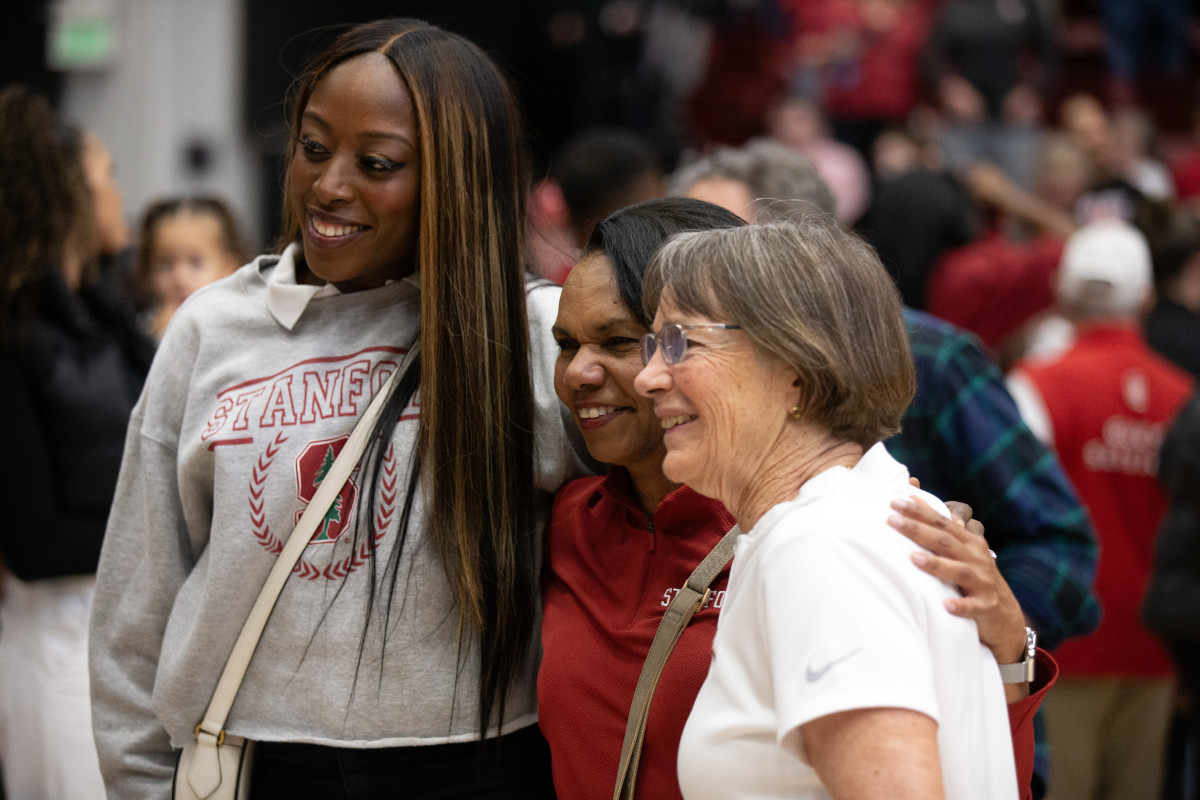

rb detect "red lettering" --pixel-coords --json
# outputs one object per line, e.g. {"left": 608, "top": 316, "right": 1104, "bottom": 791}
{"left": 201, "top": 396, "right": 235, "bottom": 440}
{"left": 299, "top": 369, "right": 343, "bottom": 424}
{"left": 259, "top": 376, "right": 298, "bottom": 428}
{"left": 340, "top": 361, "right": 370, "bottom": 415}
{"left": 230, "top": 387, "right": 265, "bottom": 432}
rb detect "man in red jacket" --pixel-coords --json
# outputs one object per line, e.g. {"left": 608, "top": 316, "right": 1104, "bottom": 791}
{"left": 1008, "top": 218, "right": 1195, "bottom": 800}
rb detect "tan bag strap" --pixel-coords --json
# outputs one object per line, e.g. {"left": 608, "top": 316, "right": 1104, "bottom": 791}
{"left": 194, "top": 341, "right": 420, "bottom": 743}
{"left": 613, "top": 522, "right": 741, "bottom": 800}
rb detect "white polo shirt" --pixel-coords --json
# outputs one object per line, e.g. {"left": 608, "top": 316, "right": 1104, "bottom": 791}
{"left": 677, "top": 443, "right": 1017, "bottom": 800}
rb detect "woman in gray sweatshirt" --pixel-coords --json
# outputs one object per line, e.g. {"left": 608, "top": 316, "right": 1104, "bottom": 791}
{"left": 88, "top": 19, "right": 588, "bottom": 799}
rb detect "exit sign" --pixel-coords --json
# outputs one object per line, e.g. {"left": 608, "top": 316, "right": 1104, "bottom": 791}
{"left": 47, "top": 2, "right": 118, "bottom": 71}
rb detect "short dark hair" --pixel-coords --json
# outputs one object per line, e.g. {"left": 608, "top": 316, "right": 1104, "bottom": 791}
{"left": 551, "top": 127, "right": 663, "bottom": 236}
{"left": 582, "top": 197, "right": 746, "bottom": 327}
{"left": 1145, "top": 206, "right": 1200, "bottom": 288}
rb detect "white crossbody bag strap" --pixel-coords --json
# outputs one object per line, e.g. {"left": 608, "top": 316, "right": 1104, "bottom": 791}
{"left": 195, "top": 341, "right": 419, "bottom": 743}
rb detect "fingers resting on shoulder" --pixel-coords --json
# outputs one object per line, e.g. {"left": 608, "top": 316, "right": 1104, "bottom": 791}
{"left": 887, "top": 495, "right": 1028, "bottom": 664}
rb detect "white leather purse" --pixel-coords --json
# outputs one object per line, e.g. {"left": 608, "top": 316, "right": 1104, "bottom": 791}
{"left": 172, "top": 342, "right": 418, "bottom": 800}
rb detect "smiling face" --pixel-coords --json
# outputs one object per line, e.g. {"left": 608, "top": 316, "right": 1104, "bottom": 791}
{"left": 634, "top": 294, "right": 797, "bottom": 503}
{"left": 287, "top": 52, "right": 421, "bottom": 292}
{"left": 553, "top": 253, "right": 667, "bottom": 478}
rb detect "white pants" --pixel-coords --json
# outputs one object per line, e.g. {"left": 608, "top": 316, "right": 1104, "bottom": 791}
{"left": 0, "top": 574, "right": 106, "bottom": 800}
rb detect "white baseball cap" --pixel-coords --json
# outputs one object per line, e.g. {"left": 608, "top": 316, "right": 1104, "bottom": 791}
{"left": 1057, "top": 219, "right": 1152, "bottom": 314}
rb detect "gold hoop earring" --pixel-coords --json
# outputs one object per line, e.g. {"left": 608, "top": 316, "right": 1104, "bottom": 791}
{"left": 789, "top": 405, "right": 803, "bottom": 421}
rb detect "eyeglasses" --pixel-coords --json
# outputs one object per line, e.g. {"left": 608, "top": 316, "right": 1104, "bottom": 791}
{"left": 640, "top": 323, "right": 742, "bottom": 366}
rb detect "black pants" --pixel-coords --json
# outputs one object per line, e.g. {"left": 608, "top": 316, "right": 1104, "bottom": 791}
{"left": 248, "top": 724, "right": 556, "bottom": 799}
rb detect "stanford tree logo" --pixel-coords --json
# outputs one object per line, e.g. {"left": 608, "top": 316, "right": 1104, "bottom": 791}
{"left": 248, "top": 434, "right": 397, "bottom": 580}
{"left": 293, "top": 435, "right": 359, "bottom": 543}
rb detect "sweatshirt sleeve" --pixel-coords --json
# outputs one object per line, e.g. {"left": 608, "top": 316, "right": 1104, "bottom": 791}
{"left": 89, "top": 343, "right": 198, "bottom": 799}
{"left": 526, "top": 279, "right": 601, "bottom": 491}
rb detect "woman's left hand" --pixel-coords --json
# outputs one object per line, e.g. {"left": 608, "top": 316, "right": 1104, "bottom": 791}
{"left": 887, "top": 496, "right": 1028, "bottom": 668}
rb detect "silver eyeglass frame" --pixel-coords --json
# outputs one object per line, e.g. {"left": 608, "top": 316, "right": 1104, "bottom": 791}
{"left": 640, "top": 323, "right": 742, "bottom": 366}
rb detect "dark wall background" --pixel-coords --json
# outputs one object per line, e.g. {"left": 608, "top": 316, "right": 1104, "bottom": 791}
{"left": 244, "top": 0, "right": 649, "bottom": 244}
{"left": 0, "top": 0, "right": 650, "bottom": 250}
{"left": 0, "top": 1, "right": 61, "bottom": 104}
{"left": 245, "top": 1, "right": 570, "bottom": 155}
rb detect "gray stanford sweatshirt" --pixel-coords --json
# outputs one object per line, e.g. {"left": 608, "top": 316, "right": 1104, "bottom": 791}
{"left": 89, "top": 246, "right": 586, "bottom": 799}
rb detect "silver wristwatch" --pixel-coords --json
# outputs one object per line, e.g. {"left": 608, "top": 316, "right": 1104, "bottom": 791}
{"left": 998, "top": 626, "right": 1037, "bottom": 684}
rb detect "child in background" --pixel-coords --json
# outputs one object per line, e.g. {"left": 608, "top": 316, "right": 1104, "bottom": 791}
{"left": 136, "top": 196, "right": 246, "bottom": 339}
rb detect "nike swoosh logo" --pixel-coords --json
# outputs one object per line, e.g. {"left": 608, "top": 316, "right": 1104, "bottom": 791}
{"left": 805, "top": 648, "right": 862, "bottom": 682}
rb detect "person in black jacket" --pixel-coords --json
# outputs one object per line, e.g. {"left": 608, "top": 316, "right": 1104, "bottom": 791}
{"left": 1144, "top": 393, "right": 1200, "bottom": 800}
{"left": 1144, "top": 208, "right": 1200, "bottom": 379}
{"left": 0, "top": 85, "right": 154, "bottom": 799}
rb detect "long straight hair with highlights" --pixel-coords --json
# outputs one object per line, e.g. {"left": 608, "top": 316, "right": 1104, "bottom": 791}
{"left": 279, "top": 19, "right": 536, "bottom": 737}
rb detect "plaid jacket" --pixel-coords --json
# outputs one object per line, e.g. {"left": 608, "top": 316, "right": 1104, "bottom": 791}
{"left": 887, "top": 309, "right": 1101, "bottom": 649}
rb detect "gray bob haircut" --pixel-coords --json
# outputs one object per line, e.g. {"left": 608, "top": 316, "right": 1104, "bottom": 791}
{"left": 642, "top": 219, "right": 916, "bottom": 448}
{"left": 668, "top": 139, "right": 837, "bottom": 222}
